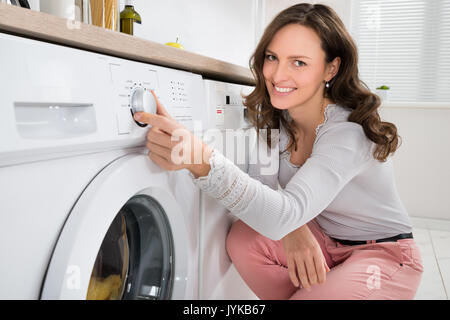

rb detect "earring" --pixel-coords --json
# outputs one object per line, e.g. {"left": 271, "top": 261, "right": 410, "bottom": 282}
{"left": 325, "top": 81, "right": 330, "bottom": 88}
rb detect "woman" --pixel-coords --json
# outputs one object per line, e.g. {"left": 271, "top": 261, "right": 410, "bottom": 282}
{"left": 133, "top": 3, "right": 423, "bottom": 299}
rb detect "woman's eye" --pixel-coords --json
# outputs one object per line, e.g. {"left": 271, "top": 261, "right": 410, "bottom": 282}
{"left": 265, "top": 54, "right": 276, "bottom": 61}
{"left": 294, "top": 60, "right": 306, "bottom": 67}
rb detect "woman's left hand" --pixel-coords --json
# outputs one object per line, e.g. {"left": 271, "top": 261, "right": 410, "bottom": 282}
{"left": 133, "top": 90, "right": 213, "bottom": 178}
{"left": 282, "top": 224, "right": 330, "bottom": 291}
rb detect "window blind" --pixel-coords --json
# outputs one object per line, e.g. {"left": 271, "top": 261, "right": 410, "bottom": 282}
{"left": 351, "top": 0, "right": 450, "bottom": 102}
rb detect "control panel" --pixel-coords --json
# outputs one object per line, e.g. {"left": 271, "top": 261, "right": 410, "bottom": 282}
{"left": 0, "top": 32, "right": 206, "bottom": 166}
{"left": 109, "top": 64, "right": 159, "bottom": 134}
{"left": 109, "top": 61, "right": 204, "bottom": 135}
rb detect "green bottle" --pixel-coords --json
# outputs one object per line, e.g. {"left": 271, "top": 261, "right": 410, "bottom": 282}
{"left": 120, "top": 0, "right": 141, "bottom": 35}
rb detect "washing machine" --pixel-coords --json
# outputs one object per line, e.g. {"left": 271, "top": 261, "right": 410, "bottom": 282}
{"left": 0, "top": 32, "right": 205, "bottom": 300}
{"left": 199, "top": 79, "right": 259, "bottom": 299}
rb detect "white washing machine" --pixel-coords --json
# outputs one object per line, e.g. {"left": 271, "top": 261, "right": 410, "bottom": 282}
{"left": 0, "top": 32, "right": 206, "bottom": 300}
{"left": 199, "top": 79, "right": 259, "bottom": 299}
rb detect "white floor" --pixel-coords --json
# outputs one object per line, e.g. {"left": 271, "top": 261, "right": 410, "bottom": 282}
{"left": 410, "top": 217, "right": 450, "bottom": 300}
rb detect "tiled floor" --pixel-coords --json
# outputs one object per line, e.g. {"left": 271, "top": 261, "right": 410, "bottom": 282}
{"left": 411, "top": 217, "right": 450, "bottom": 300}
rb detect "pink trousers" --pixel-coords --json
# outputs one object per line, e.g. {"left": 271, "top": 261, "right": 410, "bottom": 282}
{"left": 226, "top": 218, "right": 424, "bottom": 300}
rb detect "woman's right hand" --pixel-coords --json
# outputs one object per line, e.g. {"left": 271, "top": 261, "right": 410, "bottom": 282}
{"left": 281, "top": 224, "right": 330, "bottom": 291}
{"left": 133, "top": 90, "right": 213, "bottom": 178}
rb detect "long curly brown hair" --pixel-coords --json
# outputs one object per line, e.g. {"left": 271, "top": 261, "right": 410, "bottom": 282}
{"left": 244, "top": 3, "right": 400, "bottom": 162}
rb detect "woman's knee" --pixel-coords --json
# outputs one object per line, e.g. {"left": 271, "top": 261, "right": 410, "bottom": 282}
{"left": 225, "top": 219, "right": 258, "bottom": 261}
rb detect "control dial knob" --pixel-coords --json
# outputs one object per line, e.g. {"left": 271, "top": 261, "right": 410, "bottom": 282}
{"left": 130, "top": 87, "right": 157, "bottom": 127}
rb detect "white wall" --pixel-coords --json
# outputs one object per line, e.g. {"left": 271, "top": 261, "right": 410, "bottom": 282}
{"left": 132, "top": 0, "right": 258, "bottom": 68}
{"left": 380, "top": 105, "right": 450, "bottom": 220}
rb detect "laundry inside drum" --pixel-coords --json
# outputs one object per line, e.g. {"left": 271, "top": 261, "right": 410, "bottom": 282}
{"left": 86, "top": 194, "right": 174, "bottom": 300}
{"left": 86, "top": 212, "right": 129, "bottom": 300}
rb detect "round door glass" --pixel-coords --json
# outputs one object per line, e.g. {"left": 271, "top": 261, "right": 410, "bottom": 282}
{"left": 86, "top": 194, "right": 174, "bottom": 300}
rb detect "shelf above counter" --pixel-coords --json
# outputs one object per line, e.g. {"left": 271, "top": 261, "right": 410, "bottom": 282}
{"left": 0, "top": 3, "right": 255, "bottom": 86}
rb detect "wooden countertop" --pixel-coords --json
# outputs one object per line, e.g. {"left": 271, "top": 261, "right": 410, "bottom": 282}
{"left": 0, "top": 3, "right": 255, "bottom": 86}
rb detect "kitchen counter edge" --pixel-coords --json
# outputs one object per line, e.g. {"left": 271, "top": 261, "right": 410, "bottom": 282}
{"left": 0, "top": 3, "right": 255, "bottom": 86}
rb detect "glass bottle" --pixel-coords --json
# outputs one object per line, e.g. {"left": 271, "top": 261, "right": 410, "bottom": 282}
{"left": 120, "top": 0, "right": 141, "bottom": 35}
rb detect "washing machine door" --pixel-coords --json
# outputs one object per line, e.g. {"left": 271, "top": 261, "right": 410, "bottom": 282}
{"left": 40, "top": 153, "right": 189, "bottom": 300}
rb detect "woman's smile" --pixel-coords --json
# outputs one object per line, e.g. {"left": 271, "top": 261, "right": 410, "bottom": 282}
{"left": 272, "top": 84, "right": 298, "bottom": 96}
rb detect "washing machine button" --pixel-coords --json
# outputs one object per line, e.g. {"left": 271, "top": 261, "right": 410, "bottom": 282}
{"left": 130, "top": 87, "right": 157, "bottom": 127}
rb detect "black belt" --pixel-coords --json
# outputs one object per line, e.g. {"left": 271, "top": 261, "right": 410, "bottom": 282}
{"left": 331, "top": 232, "right": 413, "bottom": 246}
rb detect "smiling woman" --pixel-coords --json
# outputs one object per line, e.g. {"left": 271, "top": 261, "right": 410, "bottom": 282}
{"left": 204, "top": 3, "right": 421, "bottom": 300}
{"left": 245, "top": 3, "right": 399, "bottom": 162}
{"left": 260, "top": 23, "right": 341, "bottom": 156}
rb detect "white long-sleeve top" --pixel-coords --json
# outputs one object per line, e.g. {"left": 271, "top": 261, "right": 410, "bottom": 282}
{"left": 190, "top": 104, "right": 413, "bottom": 241}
